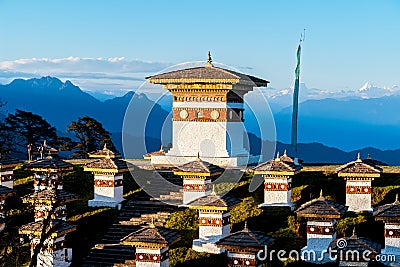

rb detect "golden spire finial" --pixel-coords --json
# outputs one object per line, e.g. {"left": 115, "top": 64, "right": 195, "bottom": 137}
{"left": 395, "top": 194, "right": 399, "bottom": 205}
{"left": 211, "top": 184, "right": 216, "bottom": 195}
{"left": 196, "top": 151, "right": 201, "bottom": 161}
{"left": 243, "top": 220, "right": 249, "bottom": 232}
{"left": 43, "top": 140, "right": 47, "bottom": 147}
{"left": 159, "top": 145, "right": 163, "bottom": 152}
{"left": 283, "top": 149, "right": 287, "bottom": 157}
{"left": 103, "top": 143, "right": 107, "bottom": 150}
{"left": 356, "top": 152, "right": 362, "bottom": 162}
{"left": 319, "top": 189, "right": 324, "bottom": 199}
{"left": 351, "top": 227, "right": 357, "bottom": 239}
{"left": 275, "top": 152, "right": 281, "bottom": 161}
{"left": 206, "top": 51, "right": 213, "bottom": 67}
{"left": 149, "top": 217, "right": 156, "bottom": 228}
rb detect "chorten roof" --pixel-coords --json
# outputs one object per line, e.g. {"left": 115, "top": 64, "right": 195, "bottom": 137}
{"left": 147, "top": 52, "right": 269, "bottom": 87}
{"left": 253, "top": 152, "right": 302, "bottom": 175}
{"left": 187, "top": 190, "right": 239, "bottom": 211}
{"left": 296, "top": 191, "right": 347, "bottom": 219}
{"left": 217, "top": 222, "right": 274, "bottom": 252}
{"left": 88, "top": 144, "right": 121, "bottom": 159}
{"left": 173, "top": 155, "right": 224, "bottom": 176}
{"left": 23, "top": 188, "right": 79, "bottom": 205}
{"left": 0, "top": 154, "right": 21, "bottom": 168}
{"left": 121, "top": 226, "right": 180, "bottom": 248}
{"left": 337, "top": 153, "right": 382, "bottom": 178}
{"left": 19, "top": 219, "right": 77, "bottom": 237}
{"left": 25, "top": 158, "right": 74, "bottom": 172}
{"left": 84, "top": 157, "right": 131, "bottom": 173}
{"left": 0, "top": 185, "right": 15, "bottom": 198}
{"left": 329, "top": 229, "right": 381, "bottom": 261}
{"left": 374, "top": 194, "right": 400, "bottom": 222}
{"left": 143, "top": 146, "right": 166, "bottom": 160}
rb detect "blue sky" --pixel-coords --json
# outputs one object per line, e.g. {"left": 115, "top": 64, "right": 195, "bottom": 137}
{"left": 0, "top": 0, "right": 399, "bottom": 93}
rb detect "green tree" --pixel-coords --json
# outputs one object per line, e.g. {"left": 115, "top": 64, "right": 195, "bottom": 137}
{"left": 5, "top": 109, "right": 57, "bottom": 159}
{"left": 67, "top": 116, "right": 116, "bottom": 158}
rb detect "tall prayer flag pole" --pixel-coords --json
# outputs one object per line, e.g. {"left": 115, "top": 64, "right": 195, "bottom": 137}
{"left": 291, "top": 31, "right": 304, "bottom": 162}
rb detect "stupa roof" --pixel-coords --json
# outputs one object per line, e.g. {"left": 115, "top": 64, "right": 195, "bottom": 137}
{"left": 147, "top": 52, "right": 269, "bottom": 87}
{"left": 23, "top": 188, "right": 79, "bottom": 204}
{"left": 374, "top": 194, "right": 400, "bottom": 222}
{"left": 296, "top": 191, "right": 347, "bottom": 219}
{"left": 337, "top": 153, "right": 382, "bottom": 177}
{"left": 143, "top": 146, "right": 166, "bottom": 160}
{"left": 217, "top": 222, "right": 274, "bottom": 252}
{"left": 19, "top": 219, "right": 77, "bottom": 237}
{"left": 121, "top": 226, "right": 180, "bottom": 248}
{"left": 0, "top": 154, "right": 21, "bottom": 168}
{"left": 187, "top": 191, "right": 239, "bottom": 211}
{"left": 253, "top": 152, "right": 302, "bottom": 174}
{"left": 25, "top": 158, "right": 74, "bottom": 172}
{"left": 88, "top": 144, "right": 121, "bottom": 159}
{"left": 0, "top": 185, "right": 15, "bottom": 198}
{"left": 84, "top": 157, "right": 131, "bottom": 173}
{"left": 329, "top": 229, "right": 381, "bottom": 260}
{"left": 173, "top": 156, "right": 224, "bottom": 176}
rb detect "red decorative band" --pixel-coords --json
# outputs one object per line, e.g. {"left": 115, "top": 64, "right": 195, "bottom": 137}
{"left": 35, "top": 209, "right": 66, "bottom": 219}
{"left": 183, "top": 184, "right": 210, "bottom": 192}
{"left": 346, "top": 186, "right": 371, "bottom": 194}
{"left": 0, "top": 175, "right": 13, "bottom": 182}
{"left": 94, "top": 179, "right": 123, "bottom": 187}
{"left": 199, "top": 217, "right": 230, "bottom": 227}
{"left": 264, "top": 183, "right": 291, "bottom": 191}
{"left": 307, "top": 226, "right": 335, "bottom": 235}
{"left": 136, "top": 251, "right": 168, "bottom": 262}
{"left": 31, "top": 240, "right": 65, "bottom": 252}
{"left": 228, "top": 257, "right": 257, "bottom": 266}
{"left": 385, "top": 229, "right": 400, "bottom": 238}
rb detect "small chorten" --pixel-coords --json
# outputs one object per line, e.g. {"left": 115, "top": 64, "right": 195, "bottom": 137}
{"left": 296, "top": 190, "right": 347, "bottom": 263}
{"left": 121, "top": 226, "right": 180, "bottom": 267}
{"left": 253, "top": 151, "right": 302, "bottom": 209}
{"left": 374, "top": 194, "right": 400, "bottom": 263}
{"left": 84, "top": 146, "right": 131, "bottom": 208}
{"left": 0, "top": 154, "right": 21, "bottom": 189}
{"left": 173, "top": 155, "right": 223, "bottom": 205}
{"left": 329, "top": 227, "right": 381, "bottom": 266}
{"left": 25, "top": 158, "right": 74, "bottom": 192}
{"left": 0, "top": 185, "right": 15, "bottom": 232}
{"left": 337, "top": 153, "right": 382, "bottom": 212}
{"left": 187, "top": 187, "right": 239, "bottom": 254}
{"left": 217, "top": 221, "right": 274, "bottom": 267}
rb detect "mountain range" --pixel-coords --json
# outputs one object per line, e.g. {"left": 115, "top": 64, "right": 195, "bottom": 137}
{"left": 0, "top": 76, "right": 399, "bottom": 164}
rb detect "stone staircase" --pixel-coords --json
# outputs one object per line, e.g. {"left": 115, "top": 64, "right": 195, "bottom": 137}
{"left": 82, "top": 171, "right": 183, "bottom": 266}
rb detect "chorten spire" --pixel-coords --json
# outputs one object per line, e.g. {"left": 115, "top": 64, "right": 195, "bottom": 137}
{"left": 356, "top": 152, "right": 362, "bottom": 162}
{"left": 206, "top": 51, "right": 213, "bottom": 67}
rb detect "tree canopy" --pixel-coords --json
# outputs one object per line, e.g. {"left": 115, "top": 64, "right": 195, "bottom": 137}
{"left": 4, "top": 109, "right": 57, "bottom": 159}
{"left": 67, "top": 116, "right": 116, "bottom": 158}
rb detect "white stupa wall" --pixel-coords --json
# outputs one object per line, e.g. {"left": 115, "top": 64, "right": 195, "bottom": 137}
{"left": 34, "top": 236, "right": 72, "bottom": 267}
{"left": 198, "top": 211, "right": 230, "bottom": 241}
{"left": 305, "top": 220, "right": 336, "bottom": 250}
{"left": 0, "top": 170, "right": 14, "bottom": 189}
{"left": 183, "top": 179, "right": 211, "bottom": 205}
{"left": 346, "top": 180, "right": 372, "bottom": 212}
{"left": 136, "top": 247, "right": 169, "bottom": 267}
{"left": 89, "top": 174, "right": 124, "bottom": 207}
{"left": 382, "top": 223, "right": 400, "bottom": 256}
{"left": 227, "top": 252, "right": 258, "bottom": 267}
{"left": 263, "top": 177, "right": 292, "bottom": 207}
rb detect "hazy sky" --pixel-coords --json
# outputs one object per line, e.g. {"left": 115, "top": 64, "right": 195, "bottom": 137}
{"left": 0, "top": 0, "right": 399, "bottom": 93}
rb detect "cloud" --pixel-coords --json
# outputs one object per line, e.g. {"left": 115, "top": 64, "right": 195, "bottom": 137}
{"left": 0, "top": 57, "right": 172, "bottom": 92}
